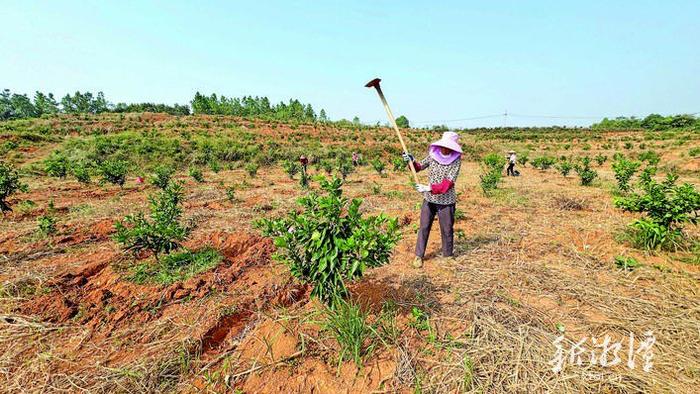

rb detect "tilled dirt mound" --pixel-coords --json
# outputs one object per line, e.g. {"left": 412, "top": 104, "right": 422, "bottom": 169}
{"left": 18, "top": 232, "right": 279, "bottom": 335}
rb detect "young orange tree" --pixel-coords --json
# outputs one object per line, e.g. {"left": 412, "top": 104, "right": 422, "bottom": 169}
{"left": 257, "top": 177, "right": 400, "bottom": 304}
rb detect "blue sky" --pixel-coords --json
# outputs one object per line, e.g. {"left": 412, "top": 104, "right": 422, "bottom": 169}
{"left": 2, "top": 1, "right": 699, "bottom": 127}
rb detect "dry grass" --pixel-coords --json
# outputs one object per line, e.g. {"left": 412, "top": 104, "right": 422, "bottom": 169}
{"left": 1, "top": 121, "right": 699, "bottom": 393}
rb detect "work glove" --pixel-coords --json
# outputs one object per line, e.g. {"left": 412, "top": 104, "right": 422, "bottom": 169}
{"left": 415, "top": 183, "right": 431, "bottom": 193}
{"left": 402, "top": 152, "right": 415, "bottom": 162}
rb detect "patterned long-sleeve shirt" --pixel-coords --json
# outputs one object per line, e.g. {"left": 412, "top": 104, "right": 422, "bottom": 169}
{"left": 414, "top": 155, "right": 461, "bottom": 205}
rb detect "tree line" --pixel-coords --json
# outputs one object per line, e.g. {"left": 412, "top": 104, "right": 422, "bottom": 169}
{"left": 1, "top": 89, "right": 328, "bottom": 122}
{"left": 190, "top": 92, "right": 327, "bottom": 122}
{"left": 592, "top": 113, "right": 699, "bottom": 130}
{"left": 0, "top": 89, "right": 190, "bottom": 120}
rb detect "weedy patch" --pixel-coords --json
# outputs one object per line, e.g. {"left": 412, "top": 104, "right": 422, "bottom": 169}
{"left": 126, "top": 247, "right": 223, "bottom": 285}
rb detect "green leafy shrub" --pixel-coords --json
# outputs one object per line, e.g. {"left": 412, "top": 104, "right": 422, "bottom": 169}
{"left": 43, "top": 151, "right": 69, "bottom": 178}
{"left": 283, "top": 160, "right": 300, "bottom": 179}
{"left": 188, "top": 167, "right": 204, "bottom": 182}
{"left": 594, "top": 154, "right": 607, "bottom": 166}
{"left": 37, "top": 214, "right": 57, "bottom": 235}
{"left": 392, "top": 157, "right": 405, "bottom": 171}
{"left": 256, "top": 177, "right": 400, "bottom": 304}
{"left": 226, "top": 186, "right": 236, "bottom": 202}
{"left": 615, "top": 173, "right": 700, "bottom": 250}
{"left": 370, "top": 158, "right": 386, "bottom": 176}
{"left": 689, "top": 147, "right": 700, "bottom": 157}
{"left": 574, "top": 157, "right": 598, "bottom": 186}
{"left": 99, "top": 159, "right": 129, "bottom": 187}
{"left": 127, "top": 248, "right": 222, "bottom": 285}
{"left": 245, "top": 162, "right": 259, "bottom": 177}
{"left": 518, "top": 152, "right": 529, "bottom": 167}
{"left": 299, "top": 169, "right": 309, "bottom": 188}
{"left": 483, "top": 153, "right": 506, "bottom": 172}
{"left": 208, "top": 160, "right": 221, "bottom": 173}
{"left": 0, "top": 162, "right": 28, "bottom": 213}
{"left": 532, "top": 156, "right": 556, "bottom": 170}
{"left": 612, "top": 158, "right": 641, "bottom": 192}
{"left": 114, "top": 183, "right": 189, "bottom": 260}
{"left": 638, "top": 150, "right": 660, "bottom": 166}
{"left": 557, "top": 161, "right": 572, "bottom": 177}
{"left": 324, "top": 299, "right": 375, "bottom": 367}
{"left": 151, "top": 165, "right": 174, "bottom": 189}
{"left": 71, "top": 162, "right": 91, "bottom": 184}
{"left": 479, "top": 171, "right": 501, "bottom": 195}
{"left": 337, "top": 157, "right": 354, "bottom": 180}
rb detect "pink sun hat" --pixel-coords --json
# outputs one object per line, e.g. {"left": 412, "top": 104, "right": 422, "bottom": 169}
{"left": 429, "top": 131, "right": 463, "bottom": 165}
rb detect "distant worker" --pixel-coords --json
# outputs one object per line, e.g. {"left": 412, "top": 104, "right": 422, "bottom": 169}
{"left": 402, "top": 131, "right": 462, "bottom": 268}
{"left": 506, "top": 150, "right": 517, "bottom": 176}
{"left": 352, "top": 151, "right": 360, "bottom": 166}
{"left": 299, "top": 155, "right": 308, "bottom": 172}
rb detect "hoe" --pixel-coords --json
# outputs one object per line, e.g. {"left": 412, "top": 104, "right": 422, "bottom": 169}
{"left": 365, "top": 78, "right": 419, "bottom": 184}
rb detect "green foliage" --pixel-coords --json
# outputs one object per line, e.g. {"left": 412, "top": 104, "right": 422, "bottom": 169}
{"left": 614, "top": 256, "right": 642, "bottom": 271}
{"left": 408, "top": 307, "right": 431, "bottom": 331}
{"left": 518, "top": 152, "right": 529, "bottom": 167}
{"left": 37, "top": 215, "right": 57, "bottom": 235}
{"left": 556, "top": 161, "right": 572, "bottom": 177}
{"left": 612, "top": 158, "right": 641, "bottom": 192}
{"left": 594, "top": 154, "right": 607, "bottom": 166}
{"left": 637, "top": 150, "right": 660, "bottom": 166}
{"left": 370, "top": 158, "right": 385, "bottom": 175}
{"left": 99, "top": 159, "right": 129, "bottom": 187}
{"left": 114, "top": 183, "right": 189, "bottom": 260}
{"left": 574, "top": 157, "right": 598, "bottom": 186}
{"left": 191, "top": 92, "right": 319, "bottom": 123}
{"left": 337, "top": 157, "right": 354, "bottom": 180}
{"left": 324, "top": 299, "right": 375, "bottom": 367}
{"left": 283, "top": 160, "right": 300, "bottom": 179}
{"left": 71, "top": 162, "right": 92, "bottom": 184}
{"left": 127, "top": 248, "right": 222, "bottom": 285}
{"left": 256, "top": 177, "right": 401, "bottom": 304}
{"left": 390, "top": 157, "right": 404, "bottom": 171}
{"left": 0, "top": 162, "right": 28, "bottom": 213}
{"left": 479, "top": 153, "right": 506, "bottom": 195}
{"left": 479, "top": 171, "right": 501, "bottom": 195}
{"left": 616, "top": 173, "right": 699, "bottom": 229}
{"left": 188, "top": 167, "right": 204, "bottom": 182}
{"left": 482, "top": 153, "right": 506, "bottom": 172}
{"left": 689, "top": 147, "right": 700, "bottom": 157}
{"left": 532, "top": 156, "right": 556, "bottom": 170}
{"left": 43, "top": 151, "right": 69, "bottom": 178}
{"left": 592, "top": 113, "right": 699, "bottom": 131}
{"left": 395, "top": 115, "right": 410, "bottom": 128}
{"left": 151, "top": 165, "right": 174, "bottom": 189}
{"left": 245, "top": 162, "right": 259, "bottom": 178}
{"left": 615, "top": 173, "right": 700, "bottom": 250}
{"left": 225, "top": 186, "right": 236, "bottom": 203}
{"left": 299, "top": 169, "right": 309, "bottom": 189}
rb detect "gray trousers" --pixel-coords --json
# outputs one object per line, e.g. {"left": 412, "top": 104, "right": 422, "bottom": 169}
{"left": 416, "top": 200, "right": 455, "bottom": 258}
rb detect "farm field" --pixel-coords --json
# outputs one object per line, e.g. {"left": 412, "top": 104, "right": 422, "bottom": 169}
{"left": 1, "top": 114, "right": 699, "bottom": 393}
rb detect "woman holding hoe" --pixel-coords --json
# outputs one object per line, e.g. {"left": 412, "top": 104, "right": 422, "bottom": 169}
{"left": 403, "top": 131, "right": 462, "bottom": 268}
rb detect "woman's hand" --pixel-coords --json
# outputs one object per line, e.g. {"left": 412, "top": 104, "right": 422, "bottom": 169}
{"left": 402, "top": 152, "right": 414, "bottom": 162}
{"left": 415, "top": 184, "right": 431, "bottom": 193}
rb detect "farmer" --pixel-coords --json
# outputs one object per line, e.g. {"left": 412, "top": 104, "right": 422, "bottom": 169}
{"left": 299, "top": 155, "right": 308, "bottom": 171}
{"left": 352, "top": 151, "right": 360, "bottom": 166}
{"left": 403, "top": 131, "right": 462, "bottom": 268}
{"left": 506, "top": 150, "right": 517, "bottom": 176}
